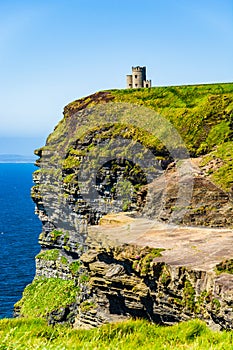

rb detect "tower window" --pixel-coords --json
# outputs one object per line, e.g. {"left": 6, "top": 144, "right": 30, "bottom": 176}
{"left": 135, "top": 84, "right": 138, "bottom": 87}
{"left": 135, "top": 75, "right": 137, "bottom": 78}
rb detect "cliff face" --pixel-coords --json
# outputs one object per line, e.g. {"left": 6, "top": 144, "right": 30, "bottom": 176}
{"left": 15, "top": 83, "right": 233, "bottom": 330}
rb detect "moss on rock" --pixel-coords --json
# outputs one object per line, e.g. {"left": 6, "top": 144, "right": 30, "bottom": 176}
{"left": 216, "top": 259, "right": 233, "bottom": 275}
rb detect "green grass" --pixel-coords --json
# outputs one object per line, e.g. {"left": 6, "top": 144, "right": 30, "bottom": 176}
{"left": 1, "top": 317, "right": 233, "bottom": 349}
{"left": 200, "top": 141, "right": 233, "bottom": 191}
{"left": 50, "top": 230, "right": 64, "bottom": 240}
{"left": 45, "top": 83, "right": 233, "bottom": 158}
{"left": 36, "top": 249, "right": 59, "bottom": 261}
{"left": 69, "top": 261, "right": 81, "bottom": 276}
{"left": 14, "top": 277, "right": 79, "bottom": 318}
{"left": 111, "top": 83, "right": 233, "bottom": 156}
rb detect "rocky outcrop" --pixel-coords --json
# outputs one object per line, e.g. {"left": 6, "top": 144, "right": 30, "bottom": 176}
{"left": 68, "top": 215, "right": 233, "bottom": 330}
{"left": 32, "top": 214, "right": 233, "bottom": 330}
{"left": 15, "top": 84, "right": 233, "bottom": 330}
{"left": 140, "top": 161, "right": 233, "bottom": 227}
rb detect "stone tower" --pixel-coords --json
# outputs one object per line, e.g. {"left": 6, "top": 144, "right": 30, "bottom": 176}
{"left": 126, "top": 66, "right": 152, "bottom": 89}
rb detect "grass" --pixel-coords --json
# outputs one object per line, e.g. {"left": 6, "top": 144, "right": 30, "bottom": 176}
{"left": 36, "top": 249, "right": 59, "bottom": 261}
{"left": 45, "top": 83, "right": 233, "bottom": 159}
{"left": 111, "top": 83, "right": 233, "bottom": 156}
{"left": 69, "top": 261, "right": 81, "bottom": 276}
{"left": 1, "top": 317, "right": 233, "bottom": 349}
{"left": 14, "top": 277, "right": 79, "bottom": 318}
{"left": 200, "top": 141, "right": 233, "bottom": 191}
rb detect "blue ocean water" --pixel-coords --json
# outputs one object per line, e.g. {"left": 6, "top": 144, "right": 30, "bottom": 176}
{"left": 0, "top": 163, "right": 41, "bottom": 318}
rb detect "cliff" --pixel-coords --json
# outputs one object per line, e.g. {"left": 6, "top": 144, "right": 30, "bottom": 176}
{"left": 15, "top": 83, "right": 233, "bottom": 330}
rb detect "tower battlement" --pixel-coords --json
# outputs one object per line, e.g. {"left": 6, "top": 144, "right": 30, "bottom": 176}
{"left": 126, "top": 66, "right": 151, "bottom": 89}
{"left": 132, "top": 66, "right": 146, "bottom": 72}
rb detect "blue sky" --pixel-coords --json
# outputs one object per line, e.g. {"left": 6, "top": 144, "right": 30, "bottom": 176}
{"left": 0, "top": 0, "right": 232, "bottom": 155}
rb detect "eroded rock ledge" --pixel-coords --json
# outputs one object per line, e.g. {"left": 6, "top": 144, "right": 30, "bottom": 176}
{"left": 23, "top": 211, "right": 233, "bottom": 331}
{"left": 70, "top": 215, "right": 233, "bottom": 330}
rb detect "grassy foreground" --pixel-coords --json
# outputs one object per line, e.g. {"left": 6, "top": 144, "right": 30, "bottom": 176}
{"left": 1, "top": 318, "right": 233, "bottom": 350}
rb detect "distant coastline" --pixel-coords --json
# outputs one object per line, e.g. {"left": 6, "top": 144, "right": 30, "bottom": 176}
{"left": 0, "top": 154, "right": 36, "bottom": 163}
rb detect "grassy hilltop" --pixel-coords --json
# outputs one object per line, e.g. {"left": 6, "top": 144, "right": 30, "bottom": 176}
{"left": 59, "top": 82, "right": 233, "bottom": 191}
{"left": 112, "top": 83, "right": 233, "bottom": 156}
{"left": 63, "top": 82, "right": 233, "bottom": 156}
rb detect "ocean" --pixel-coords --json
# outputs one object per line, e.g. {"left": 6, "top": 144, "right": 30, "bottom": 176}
{"left": 0, "top": 163, "right": 41, "bottom": 319}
